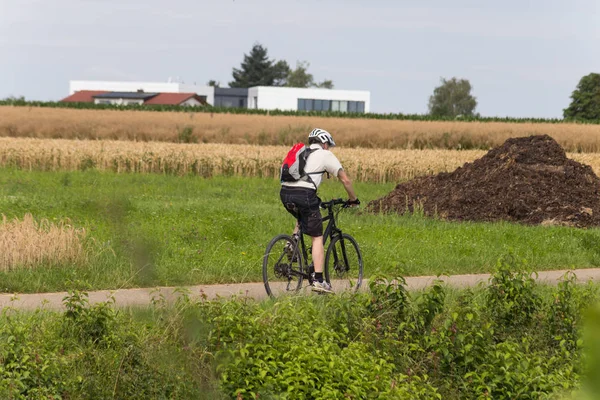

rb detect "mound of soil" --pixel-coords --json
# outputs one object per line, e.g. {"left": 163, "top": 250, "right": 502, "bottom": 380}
{"left": 368, "top": 135, "right": 600, "bottom": 227}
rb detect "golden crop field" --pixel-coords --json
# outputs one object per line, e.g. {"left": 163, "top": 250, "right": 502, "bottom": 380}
{"left": 0, "top": 213, "right": 87, "bottom": 271}
{"left": 2, "top": 106, "right": 600, "bottom": 151}
{"left": 3, "top": 137, "right": 600, "bottom": 183}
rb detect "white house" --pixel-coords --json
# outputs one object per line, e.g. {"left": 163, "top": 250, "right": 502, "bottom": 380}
{"left": 68, "top": 81, "right": 371, "bottom": 113}
{"left": 247, "top": 86, "right": 370, "bottom": 113}
{"left": 69, "top": 80, "right": 215, "bottom": 106}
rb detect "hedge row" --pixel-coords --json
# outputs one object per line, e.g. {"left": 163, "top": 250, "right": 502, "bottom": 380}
{"left": 2, "top": 98, "right": 599, "bottom": 124}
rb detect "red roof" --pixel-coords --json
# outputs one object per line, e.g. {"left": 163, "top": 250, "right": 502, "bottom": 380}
{"left": 60, "top": 90, "right": 109, "bottom": 103}
{"left": 144, "top": 92, "right": 206, "bottom": 105}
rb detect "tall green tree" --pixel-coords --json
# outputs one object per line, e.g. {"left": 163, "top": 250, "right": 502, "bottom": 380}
{"left": 428, "top": 77, "right": 477, "bottom": 117}
{"left": 272, "top": 60, "right": 291, "bottom": 86}
{"left": 229, "top": 44, "right": 335, "bottom": 89}
{"left": 286, "top": 61, "right": 314, "bottom": 88}
{"left": 285, "top": 61, "right": 334, "bottom": 89}
{"left": 563, "top": 73, "right": 600, "bottom": 120}
{"left": 230, "top": 43, "right": 286, "bottom": 88}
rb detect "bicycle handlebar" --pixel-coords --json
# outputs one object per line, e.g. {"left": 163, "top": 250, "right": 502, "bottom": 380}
{"left": 320, "top": 198, "right": 360, "bottom": 209}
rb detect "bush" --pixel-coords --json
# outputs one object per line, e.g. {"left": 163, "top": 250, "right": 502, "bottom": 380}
{"left": 486, "top": 254, "right": 541, "bottom": 337}
{"left": 0, "top": 291, "right": 206, "bottom": 399}
{"left": 1, "top": 259, "right": 598, "bottom": 399}
{"left": 209, "top": 295, "right": 439, "bottom": 399}
{"left": 0, "top": 316, "right": 65, "bottom": 399}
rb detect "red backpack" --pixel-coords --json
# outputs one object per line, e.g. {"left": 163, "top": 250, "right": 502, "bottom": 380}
{"left": 280, "top": 143, "right": 317, "bottom": 183}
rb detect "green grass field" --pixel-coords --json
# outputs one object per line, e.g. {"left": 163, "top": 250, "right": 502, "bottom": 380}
{"left": 1, "top": 168, "right": 600, "bottom": 293}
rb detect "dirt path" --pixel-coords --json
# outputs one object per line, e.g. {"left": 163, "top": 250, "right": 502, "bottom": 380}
{"left": 2, "top": 268, "right": 600, "bottom": 311}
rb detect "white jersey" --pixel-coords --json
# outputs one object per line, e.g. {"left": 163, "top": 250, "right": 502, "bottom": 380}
{"left": 282, "top": 144, "right": 343, "bottom": 190}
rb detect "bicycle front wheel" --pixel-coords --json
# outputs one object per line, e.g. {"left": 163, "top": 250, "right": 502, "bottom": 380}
{"left": 263, "top": 234, "right": 304, "bottom": 298}
{"left": 324, "top": 233, "right": 363, "bottom": 292}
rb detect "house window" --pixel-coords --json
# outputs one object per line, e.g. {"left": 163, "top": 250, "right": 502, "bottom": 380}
{"left": 298, "top": 98, "right": 365, "bottom": 113}
{"left": 339, "top": 101, "right": 348, "bottom": 112}
{"left": 298, "top": 98, "right": 306, "bottom": 111}
{"left": 239, "top": 98, "right": 245, "bottom": 108}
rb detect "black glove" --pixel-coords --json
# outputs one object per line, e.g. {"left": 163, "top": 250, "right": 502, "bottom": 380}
{"left": 344, "top": 198, "right": 360, "bottom": 208}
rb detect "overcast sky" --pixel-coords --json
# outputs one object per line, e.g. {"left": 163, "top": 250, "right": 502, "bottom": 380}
{"left": 1, "top": 0, "right": 598, "bottom": 117}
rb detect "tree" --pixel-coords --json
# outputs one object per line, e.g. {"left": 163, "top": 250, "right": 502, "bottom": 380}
{"left": 229, "top": 43, "right": 335, "bottom": 89}
{"left": 229, "top": 43, "right": 286, "bottom": 88}
{"left": 272, "top": 60, "right": 290, "bottom": 86}
{"left": 207, "top": 80, "right": 220, "bottom": 87}
{"left": 314, "top": 80, "right": 334, "bottom": 89}
{"left": 563, "top": 73, "right": 600, "bottom": 120}
{"left": 285, "top": 61, "right": 334, "bottom": 89}
{"left": 428, "top": 77, "right": 477, "bottom": 117}
{"left": 286, "top": 61, "right": 314, "bottom": 88}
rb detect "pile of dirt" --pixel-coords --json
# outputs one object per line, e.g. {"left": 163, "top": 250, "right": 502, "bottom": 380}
{"left": 368, "top": 135, "right": 600, "bottom": 227}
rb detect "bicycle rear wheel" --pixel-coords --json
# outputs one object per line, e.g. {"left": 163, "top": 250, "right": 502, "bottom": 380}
{"left": 263, "top": 234, "right": 305, "bottom": 298}
{"left": 324, "top": 233, "right": 363, "bottom": 292}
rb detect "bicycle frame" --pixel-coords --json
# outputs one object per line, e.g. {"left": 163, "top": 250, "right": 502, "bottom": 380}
{"left": 294, "top": 200, "right": 346, "bottom": 283}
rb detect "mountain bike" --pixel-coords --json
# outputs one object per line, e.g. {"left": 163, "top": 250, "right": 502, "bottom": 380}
{"left": 263, "top": 198, "right": 363, "bottom": 298}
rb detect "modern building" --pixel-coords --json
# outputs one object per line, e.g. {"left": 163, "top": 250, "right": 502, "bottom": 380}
{"left": 213, "top": 87, "right": 248, "bottom": 108}
{"left": 60, "top": 90, "right": 207, "bottom": 106}
{"left": 66, "top": 81, "right": 370, "bottom": 113}
{"left": 247, "top": 86, "right": 370, "bottom": 113}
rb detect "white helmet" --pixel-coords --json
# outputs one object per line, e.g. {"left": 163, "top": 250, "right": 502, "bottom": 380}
{"left": 308, "top": 128, "right": 336, "bottom": 147}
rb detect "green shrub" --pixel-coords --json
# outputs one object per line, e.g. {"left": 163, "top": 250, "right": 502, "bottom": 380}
{"left": 208, "top": 295, "right": 440, "bottom": 399}
{"left": 368, "top": 275, "right": 410, "bottom": 328}
{"left": 547, "top": 272, "right": 581, "bottom": 352}
{"left": 0, "top": 316, "right": 65, "bottom": 399}
{"left": 414, "top": 279, "right": 446, "bottom": 332}
{"left": 486, "top": 254, "right": 541, "bottom": 337}
{"left": 0, "top": 261, "right": 596, "bottom": 399}
{"left": 427, "top": 290, "right": 494, "bottom": 382}
{"left": 466, "top": 338, "right": 579, "bottom": 398}
{"left": 61, "top": 290, "right": 118, "bottom": 346}
{"left": 1, "top": 291, "right": 206, "bottom": 399}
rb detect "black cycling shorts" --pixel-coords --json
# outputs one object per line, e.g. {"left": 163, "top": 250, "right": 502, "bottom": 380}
{"left": 280, "top": 186, "right": 323, "bottom": 237}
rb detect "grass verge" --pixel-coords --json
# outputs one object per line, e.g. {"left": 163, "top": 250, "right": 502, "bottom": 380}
{"left": 1, "top": 168, "right": 600, "bottom": 293}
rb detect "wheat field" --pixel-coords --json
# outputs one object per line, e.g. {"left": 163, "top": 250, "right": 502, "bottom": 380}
{"left": 2, "top": 106, "right": 600, "bottom": 151}
{"left": 4, "top": 137, "right": 600, "bottom": 183}
{"left": 0, "top": 213, "right": 87, "bottom": 271}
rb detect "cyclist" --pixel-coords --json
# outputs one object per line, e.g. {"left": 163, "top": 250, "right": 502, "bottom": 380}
{"left": 280, "top": 128, "right": 359, "bottom": 293}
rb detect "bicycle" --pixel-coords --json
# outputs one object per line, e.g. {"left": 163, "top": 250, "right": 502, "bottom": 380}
{"left": 262, "top": 198, "right": 364, "bottom": 298}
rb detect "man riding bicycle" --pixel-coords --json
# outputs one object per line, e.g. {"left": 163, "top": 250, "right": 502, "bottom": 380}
{"left": 280, "top": 128, "right": 359, "bottom": 293}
